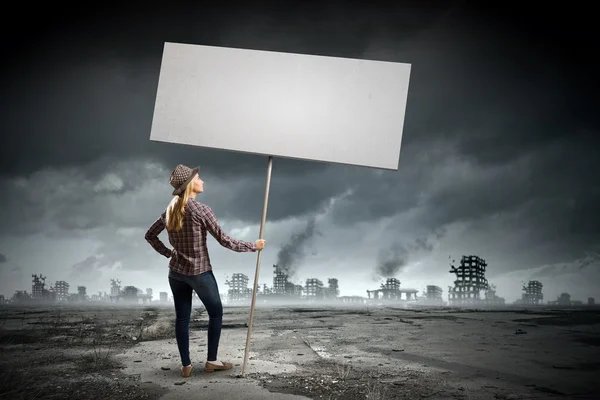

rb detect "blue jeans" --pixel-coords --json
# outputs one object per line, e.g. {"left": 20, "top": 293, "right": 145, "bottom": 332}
{"left": 168, "top": 269, "right": 223, "bottom": 366}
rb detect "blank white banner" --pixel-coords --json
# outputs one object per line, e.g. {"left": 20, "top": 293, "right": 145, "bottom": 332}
{"left": 150, "top": 42, "right": 411, "bottom": 170}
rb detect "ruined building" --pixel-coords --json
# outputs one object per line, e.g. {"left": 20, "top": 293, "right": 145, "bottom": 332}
{"left": 90, "top": 291, "right": 109, "bottom": 302}
{"left": 557, "top": 293, "right": 571, "bottom": 306}
{"left": 12, "top": 290, "right": 32, "bottom": 303}
{"left": 77, "top": 286, "right": 87, "bottom": 302}
{"left": 304, "top": 278, "right": 341, "bottom": 300}
{"left": 339, "top": 295, "right": 366, "bottom": 304}
{"left": 54, "top": 281, "right": 70, "bottom": 302}
{"left": 521, "top": 280, "right": 543, "bottom": 305}
{"left": 110, "top": 279, "right": 122, "bottom": 302}
{"left": 545, "top": 293, "right": 583, "bottom": 306}
{"left": 271, "top": 265, "right": 303, "bottom": 297}
{"left": 272, "top": 265, "right": 288, "bottom": 295}
{"left": 262, "top": 284, "right": 272, "bottom": 295}
{"left": 484, "top": 284, "right": 505, "bottom": 305}
{"left": 325, "top": 278, "right": 339, "bottom": 299}
{"left": 425, "top": 285, "right": 444, "bottom": 304}
{"left": 448, "top": 255, "right": 489, "bottom": 305}
{"left": 367, "top": 278, "right": 418, "bottom": 301}
{"left": 31, "top": 274, "right": 55, "bottom": 302}
{"left": 368, "top": 278, "right": 401, "bottom": 300}
{"left": 305, "top": 278, "right": 324, "bottom": 299}
{"left": 122, "top": 286, "right": 139, "bottom": 302}
{"left": 31, "top": 274, "right": 46, "bottom": 300}
{"left": 138, "top": 288, "right": 152, "bottom": 304}
{"left": 225, "top": 273, "right": 253, "bottom": 303}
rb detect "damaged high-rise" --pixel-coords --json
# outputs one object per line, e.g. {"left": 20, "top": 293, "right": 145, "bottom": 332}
{"left": 110, "top": 279, "right": 122, "bottom": 302}
{"left": 521, "top": 280, "right": 543, "bottom": 305}
{"left": 426, "top": 285, "right": 444, "bottom": 303}
{"left": 272, "top": 265, "right": 288, "bottom": 294}
{"left": 30, "top": 274, "right": 55, "bottom": 302}
{"left": 448, "top": 255, "right": 490, "bottom": 305}
{"left": 557, "top": 292, "right": 571, "bottom": 306}
{"left": 305, "top": 278, "right": 324, "bottom": 299}
{"left": 325, "top": 278, "right": 339, "bottom": 299}
{"left": 225, "top": 273, "right": 253, "bottom": 303}
{"left": 54, "top": 281, "right": 70, "bottom": 302}
{"left": 271, "top": 264, "right": 303, "bottom": 297}
{"left": 77, "top": 286, "right": 87, "bottom": 302}
{"left": 31, "top": 274, "right": 46, "bottom": 300}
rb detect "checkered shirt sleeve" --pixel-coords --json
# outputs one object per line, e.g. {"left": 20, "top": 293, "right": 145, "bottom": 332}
{"left": 195, "top": 204, "right": 257, "bottom": 252}
{"left": 144, "top": 212, "right": 172, "bottom": 258}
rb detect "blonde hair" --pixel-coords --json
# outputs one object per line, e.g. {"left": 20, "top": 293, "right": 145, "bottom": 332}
{"left": 166, "top": 180, "right": 194, "bottom": 232}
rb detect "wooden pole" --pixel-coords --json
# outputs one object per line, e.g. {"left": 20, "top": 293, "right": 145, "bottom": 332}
{"left": 241, "top": 155, "right": 273, "bottom": 377}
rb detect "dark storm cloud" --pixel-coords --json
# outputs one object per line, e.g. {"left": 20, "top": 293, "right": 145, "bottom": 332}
{"left": 0, "top": 2, "right": 539, "bottom": 179}
{"left": 0, "top": 159, "right": 174, "bottom": 236}
{"left": 383, "top": 5, "right": 599, "bottom": 162}
{"left": 326, "top": 140, "right": 452, "bottom": 227}
{"left": 419, "top": 138, "right": 600, "bottom": 265}
{"left": 2, "top": 4, "right": 596, "bottom": 177}
{"left": 0, "top": 154, "right": 351, "bottom": 238}
{"left": 530, "top": 252, "right": 600, "bottom": 280}
{"left": 0, "top": 253, "right": 6, "bottom": 263}
{"left": 70, "top": 256, "right": 101, "bottom": 277}
{"left": 67, "top": 226, "right": 166, "bottom": 276}
{"left": 2, "top": 2, "right": 395, "bottom": 178}
{"left": 68, "top": 255, "right": 104, "bottom": 286}
{"left": 208, "top": 163, "right": 354, "bottom": 222}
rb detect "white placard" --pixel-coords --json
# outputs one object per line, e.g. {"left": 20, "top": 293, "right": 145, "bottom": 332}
{"left": 150, "top": 42, "right": 411, "bottom": 170}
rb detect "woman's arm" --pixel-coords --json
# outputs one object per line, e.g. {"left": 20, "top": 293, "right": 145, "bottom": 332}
{"left": 144, "top": 212, "right": 174, "bottom": 258}
{"left": 197, "top": 205, "right": 258, "bottom": 252}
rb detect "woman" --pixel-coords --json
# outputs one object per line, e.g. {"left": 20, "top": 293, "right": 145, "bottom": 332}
{"left": 145, "top": 164, "right": 266, "bottom": 377}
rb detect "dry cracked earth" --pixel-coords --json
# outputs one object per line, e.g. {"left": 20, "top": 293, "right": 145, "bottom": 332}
{"left": 0, "top": 303, "right": 599, "bottom": 399}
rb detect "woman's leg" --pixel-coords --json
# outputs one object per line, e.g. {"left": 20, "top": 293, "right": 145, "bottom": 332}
{"left": 169, "top": 276, "right": 193, "bottom": 366}
{"left": 189, "top": 271, "right": 223, "bottom": 362}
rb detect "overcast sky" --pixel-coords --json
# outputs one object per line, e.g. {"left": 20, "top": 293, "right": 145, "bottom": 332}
{"left": 0, "top": 3, "right": 598, "bottom": 303}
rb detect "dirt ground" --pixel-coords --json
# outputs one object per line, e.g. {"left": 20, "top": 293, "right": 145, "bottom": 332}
{"left": 0, "top": 303, "right": 599, "bottom": 399}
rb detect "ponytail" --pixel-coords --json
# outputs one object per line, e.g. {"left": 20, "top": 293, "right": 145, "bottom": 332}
{"left": 166, "top": 180, "right": 194, "bottom": 232}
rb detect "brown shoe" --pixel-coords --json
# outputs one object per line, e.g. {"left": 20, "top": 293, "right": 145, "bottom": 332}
{"left": 181, "top": 364, "right": 193, "bottom": 377}
{"left": 204, "top": 360, "right": 233, "bottom": 372}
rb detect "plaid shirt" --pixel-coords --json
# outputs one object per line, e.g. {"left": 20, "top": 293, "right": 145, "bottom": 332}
{"left": 145, "top": 198, "right": 257, "bottom": 275}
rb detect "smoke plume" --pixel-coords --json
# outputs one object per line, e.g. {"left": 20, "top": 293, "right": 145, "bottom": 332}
{"left": 275, "top": 216, "right": 320, "bottom": 278}
{"left": 376, "top": 243, "right": 408, "bottom": 278}
{"left": 373, "top": 228, "right": 446, "bottom": 281}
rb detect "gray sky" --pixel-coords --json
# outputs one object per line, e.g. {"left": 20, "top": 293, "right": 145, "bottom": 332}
{"left": 0, "top": 3, "right": 598, "bottom": 303}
